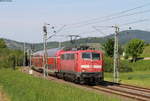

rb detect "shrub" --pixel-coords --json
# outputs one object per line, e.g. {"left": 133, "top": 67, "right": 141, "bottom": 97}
{"left": 104, "top": 56, "right": 133, "bottom": 72}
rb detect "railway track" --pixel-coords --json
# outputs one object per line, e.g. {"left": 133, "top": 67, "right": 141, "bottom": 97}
{"left": 23, "top": 68, "right": 150, "bottom": 101}
{"left": 90, "top": 85, "right": 150, "bottom": 101}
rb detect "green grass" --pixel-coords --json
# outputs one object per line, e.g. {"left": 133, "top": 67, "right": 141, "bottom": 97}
{"left": 141, "top": 45, "right": 150, "bottom": 57}
{"left": 0, "top": 69, "right": 122, "bottom": 101}
{"left": 122, "top": 60, "right": 150, "bottom": 71}
{"left": 105, "top": 71, "right": 150, "bottom": 88}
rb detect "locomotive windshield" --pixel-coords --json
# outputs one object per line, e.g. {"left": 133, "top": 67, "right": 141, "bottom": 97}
{"left": 92, "top": 52, "right": 100, "bottom": 60}
{"left": 82, "top": 52, "right": 100, "bottom": 60}
{"left": 82, "top": 52, "right": 91, "bottom": 59}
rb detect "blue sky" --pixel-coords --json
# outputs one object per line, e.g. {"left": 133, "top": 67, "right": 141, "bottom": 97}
{"left": 0, "top": 0, "right": 150, "bottom": 43}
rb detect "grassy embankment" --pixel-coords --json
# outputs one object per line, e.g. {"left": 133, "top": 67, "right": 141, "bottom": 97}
{"left": 0, "top": 69, "right": 123, "bottom": 101}
{"left": 105, "top": 71, "right": 150, "bottom": 88}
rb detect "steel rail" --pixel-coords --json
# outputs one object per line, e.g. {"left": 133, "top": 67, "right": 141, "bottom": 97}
{"left": 91, "top": 86, "right": 150, "bottom": 101}
{"left": 120, "top": 84, "right": 150, "bottom": 91}
{"left": 117, "top": 84, "right": 150, "bottom": 93}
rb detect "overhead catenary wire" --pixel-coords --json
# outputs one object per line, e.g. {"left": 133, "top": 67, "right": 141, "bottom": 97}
{"left": 68, "top": 9, "right": 150, "bottom": 29}
{"left": 87, "top": 18, "right": 149, "bottom": 40}
{"left": 58, "top": 18, "right": 150, "bottom": 41}
{"left": 52, "top": 3, "right": 150, "bottom": 39}
{"left": 66, "top": 2, "right": 150, "bottom": 27}
{"left": 47, "top": 25, "right": 66, "bottom": 40}
{"left": 94, "top": 19, "right": 150, "bottom": 30}
{"left": 49, "top": 3, "right": 150, "bottom": 42}
{"left": 120, "top": 19, "right": 150, "bottom": 27}
{"left": 92, "top": 26, "right": 108, "bottom": 36}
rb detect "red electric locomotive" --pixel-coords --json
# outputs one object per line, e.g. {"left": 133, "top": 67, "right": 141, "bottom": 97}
{"left": 31, "top": 47, "right": 104, "bottom": 84}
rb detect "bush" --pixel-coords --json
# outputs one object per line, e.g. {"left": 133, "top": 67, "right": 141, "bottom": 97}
{"left": 0, "top": 39, "right": 7, "bottom": 48}
{"left": 103, "top": 56, "right": 113, "bottom": 72}
{"left": 119, "top": 60, "right": 133, "bottom": 72}
{"left": 104, "top": 56, "right": 133, "bottom": 72}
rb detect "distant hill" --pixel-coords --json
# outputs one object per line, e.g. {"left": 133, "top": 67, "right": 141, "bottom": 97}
{"left": 3, "top": 38, "right": 59, "bottom": 51}
{"left": 2, "top": 30, "right": 150, "bottom": 51}
{"left": 107, "top": 30, "right": 150, "bottom": 44}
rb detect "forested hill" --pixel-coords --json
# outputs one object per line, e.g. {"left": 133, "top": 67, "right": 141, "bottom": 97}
{"left": 2, "top": 30, "right": 150, "bottom": 51}
{"left": 107, "top": 30, "right": 150, "bottom": 44}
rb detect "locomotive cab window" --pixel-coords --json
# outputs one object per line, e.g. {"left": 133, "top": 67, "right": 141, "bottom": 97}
{"left": 92, "top": 53, "right": 100, "bottom": 60}
{"left": 82, "top": 52, "right": 91, "bottom": 59}
{"left": 82, "top": 52, "right": 100, "bottom": 60}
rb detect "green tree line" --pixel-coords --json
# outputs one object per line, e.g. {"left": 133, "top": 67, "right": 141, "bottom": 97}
{"left": 0, "top": 39, "right": 23, "bottom": 69}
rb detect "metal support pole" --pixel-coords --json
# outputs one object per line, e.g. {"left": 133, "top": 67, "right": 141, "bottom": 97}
{"left": 42, "top": 24, "right": 65, "bottom": 77}
{"left": 59, "top": 41, "right": 61, "bottom": 48}
{"left": 23, "top": 42, "right": 26, "bottom": 67}
{"left": 91, "top": 25, "right": 120, "bottom": 83}
{"left": 43, "top": 25, "right": 48, "bottom": 77}
{"left": 29, "top": 49, "right": 32, "bottom": 70}
{"left": 113, "top": 25, "right": 120, "bottom": 83}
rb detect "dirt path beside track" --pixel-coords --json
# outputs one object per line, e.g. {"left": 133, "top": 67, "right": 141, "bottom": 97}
{"left": 0, "top": 89, "right": 10, "bottom": 101}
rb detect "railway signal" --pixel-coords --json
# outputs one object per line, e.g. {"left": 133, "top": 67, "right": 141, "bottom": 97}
{"left": 42, "top": 24, "right": 66, "bottom": 77}
{"left": 43, "top": 23, "right": 50, "bottom": 77}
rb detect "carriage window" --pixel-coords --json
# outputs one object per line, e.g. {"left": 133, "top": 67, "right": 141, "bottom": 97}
{"left": 70, "top": 54, "right": 75, "bottom": 60}
{"left": 66, "top": 54, "right": 70, "bottom": 60}
{"left": 61, "top": 54, "right": 75, "bottom": 60}
{"left": 82, "top": 52, "right": 91, "bottom": 59}
{"left": 92, "top": 53, "right": 100, "bottom": 60}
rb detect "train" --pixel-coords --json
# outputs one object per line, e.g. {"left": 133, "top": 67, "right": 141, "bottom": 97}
{"left": 31, "top": 47, "right": 104, "bottom": 84}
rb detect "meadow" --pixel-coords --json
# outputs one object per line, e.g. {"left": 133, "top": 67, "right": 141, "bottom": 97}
{"left": 0, "top": 69, "right": 122, "bottom": 101}
{"left": 105, "top": 71, "right": 150, "bottom": 88}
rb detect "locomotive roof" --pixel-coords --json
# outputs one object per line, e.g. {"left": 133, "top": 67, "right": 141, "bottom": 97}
{"left": 33, "top": 48, "right": 63, "bottom": 57}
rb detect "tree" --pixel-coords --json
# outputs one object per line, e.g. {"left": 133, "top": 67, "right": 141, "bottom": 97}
{"left": 125, "top": 39, "right": 145, "bottom": 62}
{"left": 0, "top": 39, "right": 7, "bottom": 48}
{"left": 102, "top": 38, "right": 123, "bottom": 57}
{"left": 102, "top": 38, "right": 114, "bottom": 57}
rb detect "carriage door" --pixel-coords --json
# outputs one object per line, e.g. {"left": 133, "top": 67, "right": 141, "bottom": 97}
{"left": 54, "top": 57, "right": 57, "bottom": 72}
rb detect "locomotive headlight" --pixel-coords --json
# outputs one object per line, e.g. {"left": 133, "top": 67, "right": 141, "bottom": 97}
{"left": 81, "top": 65, "right": 90, "bottom": 68}
{"left": 93, "top": 65, "right": 102, "bottom": 68}
{"left": 82, "top": 70, "right": 85, "bottom": 72}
